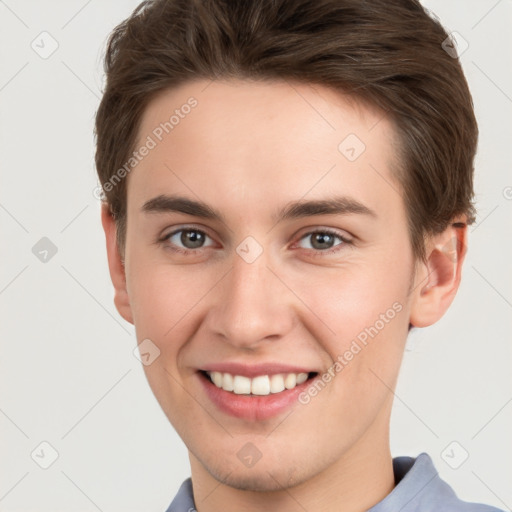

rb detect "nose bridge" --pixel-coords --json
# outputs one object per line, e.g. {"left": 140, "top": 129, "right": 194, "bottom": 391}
{"left": 211, "top": 246, "right": 292, "bottom": 348}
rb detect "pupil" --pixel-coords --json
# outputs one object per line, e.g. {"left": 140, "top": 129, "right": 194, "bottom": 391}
{"left": 182, "top": 230, "right": 204, "bottom": 248}
{"left": 312, "top": 233, "right": 333, "bottom": 250}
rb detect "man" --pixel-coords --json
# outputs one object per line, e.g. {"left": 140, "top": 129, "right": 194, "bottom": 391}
{"left": 95, "top": 0, "right": 504, "bottom": 510}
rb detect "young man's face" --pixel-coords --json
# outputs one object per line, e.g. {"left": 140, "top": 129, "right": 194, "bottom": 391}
{"left": 103, "top": 79, "right": 453, "bottom": 492}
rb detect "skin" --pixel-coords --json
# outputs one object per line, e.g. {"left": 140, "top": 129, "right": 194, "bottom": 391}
{"left": 102, "top": 79, "right": 467, "bottom": 512}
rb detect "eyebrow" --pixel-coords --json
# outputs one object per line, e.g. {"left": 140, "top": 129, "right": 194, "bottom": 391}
{"left": 141, "top": 194, "right": 376, "bottom": 223}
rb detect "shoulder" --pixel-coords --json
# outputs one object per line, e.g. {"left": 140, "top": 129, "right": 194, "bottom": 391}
{"left": 370, "top": 453, "right": 506, "bottom": 512}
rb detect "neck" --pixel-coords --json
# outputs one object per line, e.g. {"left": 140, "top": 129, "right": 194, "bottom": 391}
{"left": 188, "top": 412, "right": 395, "bottom": 512}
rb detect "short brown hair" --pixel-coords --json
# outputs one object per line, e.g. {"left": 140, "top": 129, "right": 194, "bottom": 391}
{"left": 95, "top": 0, "right": 478, "bottom": 260}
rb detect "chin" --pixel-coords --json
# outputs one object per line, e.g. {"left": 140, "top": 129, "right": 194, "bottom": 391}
{"left": 197, "top": 450, "right": 313, "bottom": 493}
{"left": 209, "top": 468, "right": 296, "bottom": 492}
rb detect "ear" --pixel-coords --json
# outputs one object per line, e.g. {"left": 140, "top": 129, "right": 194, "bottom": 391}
{"left": 101, "top": 204, "right": 134, "bottom": 325}
{"left": 409, "top": 219, "right": 468, "bottom": 328}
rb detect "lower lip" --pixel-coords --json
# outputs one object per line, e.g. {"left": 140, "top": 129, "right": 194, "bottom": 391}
{"left": 198, "top": 372, "right": 315, "bottom": 421}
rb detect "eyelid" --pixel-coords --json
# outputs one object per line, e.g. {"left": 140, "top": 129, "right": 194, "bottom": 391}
{"left": 294, "top": 226, "right": 353, "bottom": 243}
{"left": 160, "top": 223, "right": 211, "bottom": 239}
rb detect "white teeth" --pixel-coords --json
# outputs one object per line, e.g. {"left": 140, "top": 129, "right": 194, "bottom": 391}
{"left": 223, "top": 372, "right": 234, "bottom": 391}
{"left": 269, "top": 374, "right": 285, "bottom": 393}
{"left": 284, "top": 373, "right": 296, "bottom": 389}
{"left": 251, "top": 375, "right": 270, "bottom": 395}
{"left": 211, "top": 371, "right": 223, "bottom": 388}
{"left": 233, "top": 375, "right": 251, "bottom": 394}
{"left": 296, "top": 372, "right": 308, "bottom": 384}
{"left": 206, "top": 371, "right": 311, "bottom": 395}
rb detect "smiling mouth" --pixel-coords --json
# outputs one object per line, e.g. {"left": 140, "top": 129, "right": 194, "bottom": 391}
{"left": 201, "top": 370, "right": 318, "bottom": 396}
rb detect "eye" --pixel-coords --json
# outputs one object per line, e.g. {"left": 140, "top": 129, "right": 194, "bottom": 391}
{"left": 296, "top": 229, "right": 351, "bottom": 254}
{"left": 161, "top": 227, "right": 215, "bottom": 253}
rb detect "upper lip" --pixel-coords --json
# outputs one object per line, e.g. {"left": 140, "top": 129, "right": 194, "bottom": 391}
{"left": 200, "top": 362, "right": 317, "bottom": 378}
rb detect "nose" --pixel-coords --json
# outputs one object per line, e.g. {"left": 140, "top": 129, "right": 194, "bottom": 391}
{"left": 206, "top": 248, "right": 294, "bottom": 350}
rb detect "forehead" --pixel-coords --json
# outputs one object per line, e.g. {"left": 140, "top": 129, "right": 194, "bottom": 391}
{"left": 129, "top": 79, "right": 402, "bottom": 222}
{"left": 138, "top": 78, "right": 392, "bottom": 152}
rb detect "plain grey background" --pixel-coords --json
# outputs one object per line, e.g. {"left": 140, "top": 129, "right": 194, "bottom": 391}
{"left": 1, "top": 1, "right": 511, "bottom": 510}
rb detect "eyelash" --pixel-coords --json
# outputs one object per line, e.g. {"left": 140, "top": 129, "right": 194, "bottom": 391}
{"left": 158, "top": 226, "right": 352, "bottom": 257}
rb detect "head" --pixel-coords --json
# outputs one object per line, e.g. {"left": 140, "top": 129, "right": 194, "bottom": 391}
{"left": 96, "top": 0, "right": 477, "bottom": 493}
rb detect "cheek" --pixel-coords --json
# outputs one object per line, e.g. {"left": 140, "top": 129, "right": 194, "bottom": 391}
{"left": 295, "top": 262, "right": 410, "bottom": 434}
{"left": 126, "top": 254, "right": 215, "bottom": 348}
{"left": 307, "top": 264, "right": 407, "bottom": 329}
{"left": 125, "top": 258, "right": 206, "bottom": 409}
{"left": 296, "top": 256, "right": 411, "bottom": 368}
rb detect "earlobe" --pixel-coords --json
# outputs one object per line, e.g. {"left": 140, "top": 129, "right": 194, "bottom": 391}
{"left": 409, "top": 221, "right": 468, "bottom": 328}
{"left": 100, "top": 204, "right": 134, "bottom": 325}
